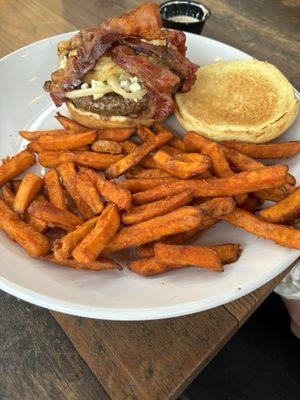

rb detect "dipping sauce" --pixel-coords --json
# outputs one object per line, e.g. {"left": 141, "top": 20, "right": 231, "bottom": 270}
{"left": 168, "top": 15, "right": 200, "bottom": 23}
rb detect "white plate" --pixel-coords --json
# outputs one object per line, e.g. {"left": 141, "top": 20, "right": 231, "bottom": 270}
{"left": 0, "top": 32, "right": 299, "bottom": 320}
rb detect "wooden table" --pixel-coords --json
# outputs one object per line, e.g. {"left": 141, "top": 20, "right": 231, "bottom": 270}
{"left": 0, "top": 1, "right": 299, "bottom": 399}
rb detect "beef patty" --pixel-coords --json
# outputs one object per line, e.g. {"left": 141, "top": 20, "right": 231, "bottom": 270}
{"left": 72, "top": 92, "right": 149, "bottom": 117}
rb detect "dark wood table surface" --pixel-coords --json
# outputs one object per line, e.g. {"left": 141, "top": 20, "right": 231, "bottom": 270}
{"left": 0, "top": 1, "right": 299, "bottom": 399}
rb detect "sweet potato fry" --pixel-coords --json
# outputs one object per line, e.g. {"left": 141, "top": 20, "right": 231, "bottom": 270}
{"left": 57, "top": 162, "right": 93, "bottom": 219}
{"left": 10, "top": 180, "right": 21, "bottom": 192}
{"left": 185, "top": 132, "right": 296, "bottom": 186}
{"left": 152, "top": 149, "right": 211, "bottom": 179}
{"left": 132, "top": 165, "right": 288, "bottom": 204}
{"left": 122, "top": 191, "right": 193, "bottom": 225}
{"left": 129, "top": 257, "right": 183, "bottom": 276}
{"left": 122, "top": 140, "right": 162, "bottom": 169}
{"left": 221, "top": 141, "right": 300, "bottom": 159}
{"left": 13, "top": 173, "right": 43, "bottom": 214}
{"left": 91, "top": 139, "right": 123, "bottom": 154}
{"left": 105, "top": 130, "right": 173, "bottom": 178}
{"left": 106, "top": 206, "right": 202, "bottom": 252}
{"left": 43, "top": 253, "right": 121, "bottom": 271}
{"left": 53, "top": 217, "right": 98, "bottom": 260}
{"left": 154, "top": 243, "right": 223, "bottom": 271}
{"left": 27, "top": 142, "right": 44, "bottom": 153}
{"left": 254, "top": 185, "right": 295, "bottom": 202}
{"left": 20, "top": 129, "right": 72, "bottom": 141}
{"left": 1, "top": 185, "right": 16, "bottom": 208}
{"left": 76, "top": 171, "right": 104, "bottom": 214}
{"left": 44, "top": 169, "right": 67, "bottom": 210}
{"left": 120, "top": 178, "right": 179, "bottom": 193}
{"left": 98, "top": 127, "right": 135, "bottom": 142}
{"left": 0, "top": 150, "right": 36, "bottom": 187}
{"left": 137, "top": 126, "right": 156, "bottom": 141}
{"left": 39, "top": 151, "right": 123, "bottom": 169}
{"left": 37, "top": 131, "right": 97, "bottom": 151}
{"left": 55, "top": 113, "right": 88, "bottom": 132}
{"left": 258, "top": 187, "right": 300, "bottom": 223}
{"left": 81, "top": 167, "right": 132, "bottom": 210}
{"left": 123, "top": 140, "right": 138, "bottom": 154}
{"left": 28, "top": 199, "right": 83, "bottom": 231}
{"left": 220, "top": 208, "right": 300, "bottom": 249}
{"left": 0, "top": 198, "right": 50, "bottom": 257}
{"left": 170, "top": 137, "right": 196, "bottom": 152}
{"left": 125, "top": 167, "right": 172, "bottom": 179}
{"left": 72, "top": 204, "right": 120, "bottom": 263}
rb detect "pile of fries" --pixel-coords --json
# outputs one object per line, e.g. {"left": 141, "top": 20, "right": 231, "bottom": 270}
{"left": 0, "top": 113, "right": 300, "bottom": 276}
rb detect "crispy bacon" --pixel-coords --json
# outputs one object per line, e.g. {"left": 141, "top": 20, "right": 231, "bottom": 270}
{"left": 102, "top": 3, "right": 162, "bottom": 40}
{"left": 161, "top": 29, "right": 186, "bottom": 54}
{"left": 111, "top": 45, "right": 179, "bottom": 119}
{"left": 120, "top": 37, "right": 198, "bottom": 92}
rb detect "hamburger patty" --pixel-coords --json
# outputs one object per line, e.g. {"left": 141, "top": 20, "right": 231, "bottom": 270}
{"left": 72, "top": 93, "right": 149, "bottom": 117}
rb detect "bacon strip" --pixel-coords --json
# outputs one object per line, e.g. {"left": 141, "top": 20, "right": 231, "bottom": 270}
{"left": 161, "top": 29, "right": 186, "bottom": 54}
{"left": 111, "top": 45, "right": 179, "bottom": 119}
{"left": 120, "top": 37, "right": 198, "bottom": 92}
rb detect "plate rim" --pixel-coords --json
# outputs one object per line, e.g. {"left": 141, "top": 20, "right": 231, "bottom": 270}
{"left": 0, "top": 31, "right": 299, "bottom": 320}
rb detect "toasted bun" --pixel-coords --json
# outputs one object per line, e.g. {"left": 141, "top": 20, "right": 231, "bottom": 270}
{"left": 175, "top": 60, "right": 299, "bottom": 143}
{"left": 67, "top": 102, "right": 155, "bottom": 128}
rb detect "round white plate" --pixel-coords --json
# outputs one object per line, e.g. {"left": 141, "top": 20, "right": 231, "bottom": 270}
{"left": 0, "top": 32, "right": 299, "bottom": 320}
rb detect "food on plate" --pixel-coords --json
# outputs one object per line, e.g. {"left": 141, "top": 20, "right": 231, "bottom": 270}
{"left": 28, "top": 199, "right": 83, "bottom": 231}
{"left": 72, "top": 204, "right": 120, "bottom": 263}
{"left": 76, "top": 170, "right": 104, "bottom": 214}
{"left": 154, "top": 243, "right": 223, "bottom": 271}
{"left": 258, "top": 187, "right": 300, "bottom": 223}
{"left": 44, "top": 3, "right": 198, "bottom": 129}
{"left": 44, "top": 169, "right": 67, "bottom": 210}
{"left": 106, "top": 206, "right": 202, "bottom": 252}
{"left": 0, "top": 198, "right": 50, "bottom": 257}
{"left": 0, "top": 150, "right": 35, "bottom": 187}
{"left": 54, "top": 217, "right": 98, "bottom": 261}
{"left": 220, "top": 208, "right": 300, "bottom": 250}
{"left": 38, "top": 150, "right": 123, "bottom": 169}
{"left": 175, "top": 60, "right": 298, "bottom": 143}
{"left": 105, "top": 129, "right": 172, "bottom": 178}
{"left": 221, "top": 141, "right": 300, "bottom": 160}
{"left": 132, "top": 165, "right": 288, "bottom": 205}
{"left": 1, "top": 111, "right": 300, "bottom": 274}
{"left": 81, "top": 167, "right": 132, "bottom": 210}
{"left": 122, "top": 191, "right": 193, "bottom": 225}
{"left": 91, "top": 139, "right": 123, "bottom": 154}
{"left": 57, "top": 162, "right": 94, "bottom": 220}
{"left": 43, "top": 253, "right": 121, "bottom": 271}
{"left": 37, "top": 130, "right": 97, "bottom": 151}
{"left": 13, "top": 173, "right": 43, "bottom": 214}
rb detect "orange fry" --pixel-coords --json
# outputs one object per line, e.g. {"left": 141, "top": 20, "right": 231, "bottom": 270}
{"left": 72, "top": 204, "right": 120, "bottom": 263}
{"left": 125, "top": 167, "right": 172, "bottom": 179}
{"left": 0, "top": 150, "right": 36, "bottom": 187}
{"left": 220, "top": 208, "right": 300, "bottom": 249}
{"left": 91, "top": 139, "right": 123, "bottom": 154}
{"left": 20, "top": 129, "right": 72, "bottom": 141}
{"left": 221, "top": 141, "right": 300, "bottom": 159}
{"left": 105, "top": 130, "right": 173, "bottom": 178}
{"left": 37, "top": 131, "right": 97, "bottom": 150}
{"left": 0, "top": 198, "right": 50, "bottom": 257}
{"left": 43, "top": 253, "right": 121, "bottom": 271}
{"left": 53, "top": 217, "right": 98, "bottom": 260}
{"left": 106, "top": 206, "right": 202, "bottom": 252}
{"left": 57, "top": 162, "right": 93, "bottom": 220}
{"left": 154, "top": 243, "right": 223, "bottom": 271}
{"left": 44, "top": 169, "right": 67, "bottom": 210}
{"left": 122, "top": 191, "right": 193, "bottom": 225}
{"left": 81, "top": 167, "right": 132, "bottom": 210}
{"left": 39, "top": 151, "right": 123, "bottom": 169}
{"left": 132, "top": 165, "right": 288, "bottom": 204}
{"left": 120, "top": 177, "right": 179, "bottom": 193}
{"left": 76, "top": 171, "right": 104, "bottom": 215}
{"left": 28, "top": 199, "right": 83, "bottom": 231}
{"left": 13, "top": 173, "right": 43, "bottom": 214}
{"left": 98, "top": 127, "right": 135, "bottom": 142}
{"left": 129, "top": 257, "right": 183, "bottom": 276}
{"left": 55, "top": 113, "right": 88, "bottom": 132}
{"left": 258, "top": 187, "right": 300, "bottom": 223}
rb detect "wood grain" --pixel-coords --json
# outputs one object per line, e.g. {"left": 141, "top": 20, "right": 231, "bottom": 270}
{"left": 52, "top": 307, "right": 237, "bottom": 400}
{"left": 0, "top": 292, "right": 109, "bottom": 400}
{"left": 0, "top": 1, "right": 299, "bottom": 399}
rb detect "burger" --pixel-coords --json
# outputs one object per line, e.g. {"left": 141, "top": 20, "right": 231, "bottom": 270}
{"left": 44, "top": 3, "right": 198, "bottom": 129}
